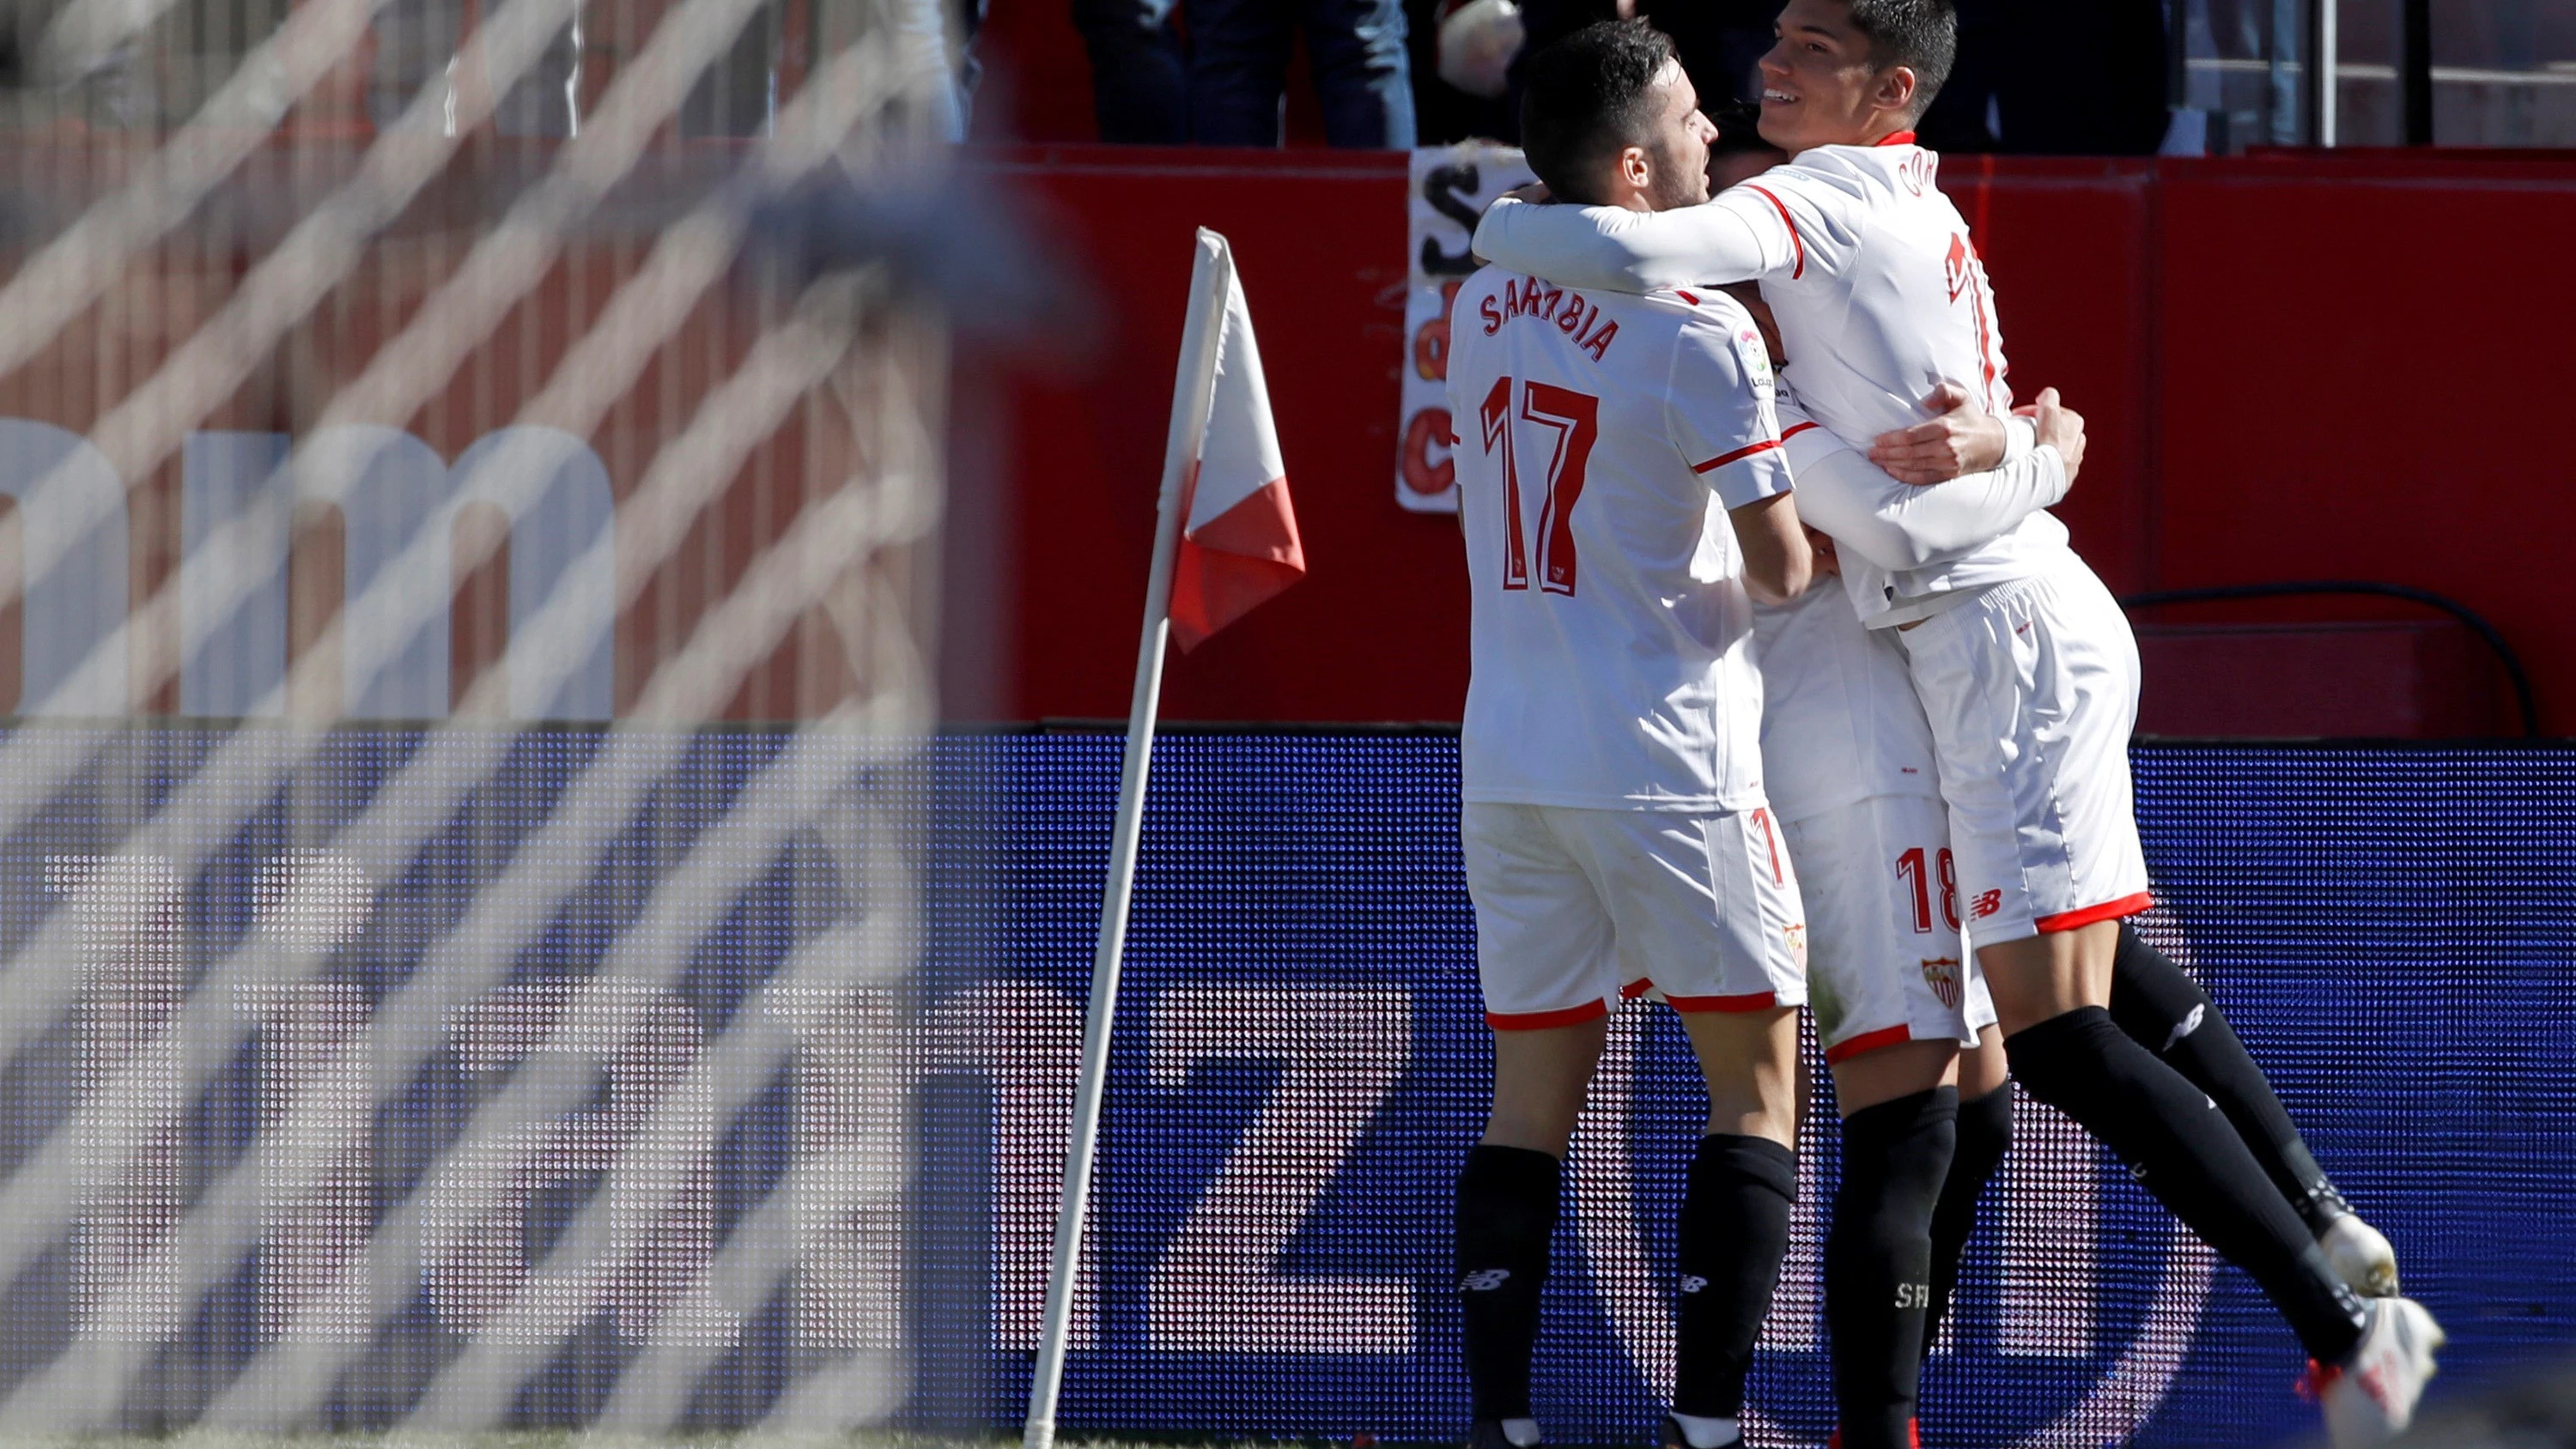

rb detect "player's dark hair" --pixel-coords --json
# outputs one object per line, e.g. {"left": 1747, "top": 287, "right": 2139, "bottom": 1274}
{"left": 1517, "top": 21, "right": 1677, "bottom": 207}
{"left": 1845, "top": 0, "right": 1956, "bottom": 117}
{"left": 1704, "top": 100, "right": 1777, "bottom": 159}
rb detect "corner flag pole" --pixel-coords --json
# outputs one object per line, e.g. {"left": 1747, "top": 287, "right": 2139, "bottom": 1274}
{"left": 1022, "top": 228, "right": 1234, "bottom": 1449}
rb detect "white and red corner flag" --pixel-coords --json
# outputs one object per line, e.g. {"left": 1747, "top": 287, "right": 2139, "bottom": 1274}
{"left": 1167, "top": 242, "right": 1305, "bottom": 652}
{"left": 1021, "top": 230, "right": 1309, "bottom": 1449}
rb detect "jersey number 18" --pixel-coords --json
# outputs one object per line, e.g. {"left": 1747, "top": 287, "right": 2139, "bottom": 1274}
{"left": 1477, "top": 375, "right": 1599, "bottom": 597}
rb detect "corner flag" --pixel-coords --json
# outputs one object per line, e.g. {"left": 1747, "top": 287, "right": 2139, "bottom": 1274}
{"left": 1021, "top": 228, "right": 1300, "bottom": 1449}
{"left": 1170, "top": 249, "right": 1304, "bottom": 650}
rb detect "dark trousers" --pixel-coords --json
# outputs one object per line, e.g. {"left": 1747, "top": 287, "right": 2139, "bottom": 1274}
{"left": 1071, "top": 0, "right": 1414, "bottom": 147}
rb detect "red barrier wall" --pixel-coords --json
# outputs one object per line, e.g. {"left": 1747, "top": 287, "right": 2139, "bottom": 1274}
{"left": 974, "top": 146, "right": 2576, "bottom": 732}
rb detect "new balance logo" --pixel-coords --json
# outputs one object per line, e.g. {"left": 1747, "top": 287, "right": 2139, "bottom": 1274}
{"left": 1678, "top": 1275, "right": 1709, "bottom": 1294}
{"left": 1459, "top": 1270, "right": 1513, "bottom": 1292}
{"left": 1971, "top": 889, "right": 2002, "bottom": 919}
{"left": 2161, "top": 1003, "right": 2206, "bottom": 1053}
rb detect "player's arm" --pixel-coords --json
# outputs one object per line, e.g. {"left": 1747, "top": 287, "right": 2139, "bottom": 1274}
{"left": 1664, "top": 311, "right": 1809, "bottom": 601}
{"left": 1729, "top": 492, "right": 1811, "bottom": 604}
{"left": 1786, "top": 390, "right": 2084, "bottom": 571}
{"left": 1473, "top": 186, "right": 1804, "bottom": 294}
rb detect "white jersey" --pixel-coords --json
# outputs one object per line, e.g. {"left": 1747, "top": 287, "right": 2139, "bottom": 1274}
{"left": 1754, "top": 580, "right": 1941, "bottom": 822}
{"left": 1474, "top": 137, "right": 2075, "bottom": 621}
{"left": 1447, "top": 266, "right": 1788, "bottom": 811}
{"left": 1777, "top": 392, "right": 2071, "bottom": 628}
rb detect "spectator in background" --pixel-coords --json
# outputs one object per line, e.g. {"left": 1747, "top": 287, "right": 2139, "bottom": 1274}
{"left": 1916, "top": 0, "right": 2167, "bottom": 153}
{"left": 1073, "top": 0, "right": 1416, "bottom": 146}
{"left": 1413, "top": 0, "right": 2172, "bottom": 154}
{"left": 1496, "top": 0, "right": 1772, "bottom": 137}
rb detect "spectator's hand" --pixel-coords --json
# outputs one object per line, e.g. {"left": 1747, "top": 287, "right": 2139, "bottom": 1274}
{"left": 1869, "top": 381, "right": 2007, "bottom": 485}
{"left": 2021, "top": 386, "right": 2087, "bottom": 482}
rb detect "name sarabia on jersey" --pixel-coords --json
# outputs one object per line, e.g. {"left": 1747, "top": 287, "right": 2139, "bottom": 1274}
{"left": 1479, "top": 276, "right": 1620, "bottom": 361}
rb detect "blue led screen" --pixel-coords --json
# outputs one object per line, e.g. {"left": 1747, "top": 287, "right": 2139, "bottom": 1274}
{"left": 912, "top": 736, "right": 2576, "bottom": 1448}
{"left": 0, "top": 727, "right": 2561, "bottom": 1442}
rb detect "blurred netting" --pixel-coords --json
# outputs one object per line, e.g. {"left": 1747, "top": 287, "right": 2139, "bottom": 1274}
{"left": 0, "top": 0, "right": 963, "bottom": 1428}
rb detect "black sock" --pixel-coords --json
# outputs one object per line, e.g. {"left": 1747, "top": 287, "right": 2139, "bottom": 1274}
{"left": 1457, "top": 1144, "right": 1562, "bottom": 1422}
{"left": 1826, "top": 1088, "right": 1956, "bottom": 1449}
{"left": 1925, "top": 1082, "right": 2012, "bottom": 1354}
{"left": 2005, "top": 1007, "right": 2366, "bottom": 1364}
{"left": 1674, "top": 1133, "right": 1797, "bottom": 1419}
{"left": 2108, "top": 921, "right": 2354, "bottom": 1236}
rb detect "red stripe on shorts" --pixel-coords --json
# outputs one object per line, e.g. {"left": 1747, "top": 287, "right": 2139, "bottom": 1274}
{"left": 1486, "top": 999, "right": 1611, "bottom": 1031}
{"left": 1824, "top": 1024, "right": 1916, "bottom": 1064}
{"left": 1620, "top": 979, "right": 1655, "bottom": 1000}
{"left": 1664, "top": 991, "right": 1779, "bottom": 1014}
{"left": 2035, "top": 891, "right": 2154, "bottom": 934}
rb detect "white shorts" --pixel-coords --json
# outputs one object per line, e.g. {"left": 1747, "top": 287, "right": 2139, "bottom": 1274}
{"left": 1461, "top": 802, "right": 1808, "bottom": 1029}
{"left": 1781, "top": 793, "right": 1999, "bottom": 1064}
{"left": 1895, "top": 555, "right": 2154, "bottom": 944}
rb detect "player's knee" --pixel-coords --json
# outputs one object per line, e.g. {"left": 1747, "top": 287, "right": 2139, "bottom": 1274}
{"left": 1953, "top": 1076, "right": 2015, "bottom": 1167}
{"left": 1833, "top": 1088, "right": 1957, "bottom": 1238}
{"left": 2001, "top": 1004, "right": 2121, "bottom": 1109}
{"left": 1678, "top": 1132, "right": 1798, "bottom": 1253}
{"left": 2109, "top": 920, "right": 2215, "bottom": 1040}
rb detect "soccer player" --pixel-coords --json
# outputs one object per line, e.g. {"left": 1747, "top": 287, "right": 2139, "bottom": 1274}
{"left": 1444, "top": 25, "right": 1814, "bottom": 1449}
{"left": 1470, "top": 4, "right": 2443, "bottom": 1443}
{"left": 1700, "top": 111, "right": 2403, "bottom": 1440}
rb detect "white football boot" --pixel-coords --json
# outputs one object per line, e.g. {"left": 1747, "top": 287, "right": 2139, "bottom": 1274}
{"left": 2313, "top": 1296, "right": 2445, "bottom": 1449}
{"left": 2319, "top": 1214, "right": 2402, "bottom": 1298}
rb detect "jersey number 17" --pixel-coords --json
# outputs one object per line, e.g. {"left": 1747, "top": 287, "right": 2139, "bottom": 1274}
{"left": 1477, "top": 375, "right": 1599, "bottom": 597}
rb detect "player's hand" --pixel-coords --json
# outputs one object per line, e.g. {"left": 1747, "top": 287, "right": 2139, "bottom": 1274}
{"left": 2024, "top": 385, "right": 2087, "bottom": 481}
{"left": 1869, "top": 381, "right": 2008, "bottom": 485}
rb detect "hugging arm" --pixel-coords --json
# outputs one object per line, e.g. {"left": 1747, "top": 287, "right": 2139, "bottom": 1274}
{"left": 1785, "top": 433, "right": 2069, "bottom": 573}
{"left": 1473, "top": 191, "right": 1795, "bottom": 294}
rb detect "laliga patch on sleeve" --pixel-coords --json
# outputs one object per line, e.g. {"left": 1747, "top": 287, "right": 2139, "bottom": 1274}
{"left": 1733, "top": 326, "right": 1774, "bottom": 389}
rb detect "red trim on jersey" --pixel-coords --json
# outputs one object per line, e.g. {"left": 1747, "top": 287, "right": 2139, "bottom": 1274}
{"left": 1824, "top": 1024, "right": 1917, "bottom": 1064}
{"left": 1782, "top": 421, "right": 1821, "bottom": 440}
{"left": 1666, "top": 991, "right": 1781, "bottom": 1015}
{"left": 1692, "top": 438, "right": 1781, "bottom": 474}
{"left": 1875, "top": 130, "right": 1919, "bottom": 146}
{"left": 1486, "top": 999, "right": 1611, "bottom": 1031}
{"left": 1674, "top": 288, "right": 1701, "bottom": 306}
{"left": 2034, "top": 892, "right": 2155, "bottom": 934}
{"left": 1743, "top": 185, "right": 1805, "bottom": 281}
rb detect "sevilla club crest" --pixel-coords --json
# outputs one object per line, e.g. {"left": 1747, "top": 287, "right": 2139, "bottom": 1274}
{"left": 1921, "top": 955, "right": 1961, "bottom": 1011}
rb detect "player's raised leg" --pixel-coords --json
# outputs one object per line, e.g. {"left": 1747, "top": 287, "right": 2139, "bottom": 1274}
{"left": 2108, "top": 922, "right": 2400, "bottom": 1295}
{"left": 1901, "top": 558, "right": 2440, "bottom": 1442}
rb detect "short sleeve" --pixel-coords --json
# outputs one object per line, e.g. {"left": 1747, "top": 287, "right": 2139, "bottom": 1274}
{"left": 1665, "top": 311, "right": 1789, "bottom": 511}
